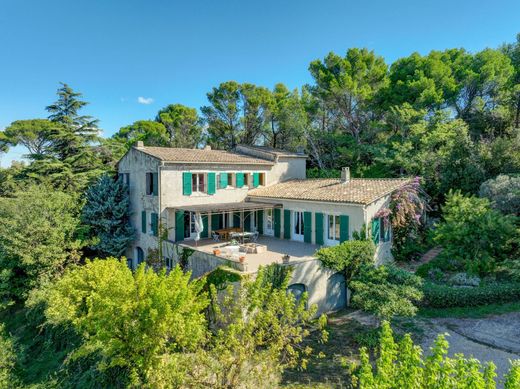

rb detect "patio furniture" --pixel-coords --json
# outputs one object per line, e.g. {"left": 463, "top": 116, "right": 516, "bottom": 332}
{"left": 251, "top": 231, "right": 259, "bottom": 242}
{"left": 240, "top": 243, "right": 267, "bottom": 254}
{"left": 212, "top": 232, "right": 220, "bottom": 242}
{"left": 230, "top": 231, "right": 254, "bottom": 243}
{"left": 215, "top": 227, "right": 240, "bottom": 240}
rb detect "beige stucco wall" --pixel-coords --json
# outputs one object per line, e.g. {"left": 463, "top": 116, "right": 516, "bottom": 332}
{"left": 266, "top": 156, "right": 306, "bottom": 184}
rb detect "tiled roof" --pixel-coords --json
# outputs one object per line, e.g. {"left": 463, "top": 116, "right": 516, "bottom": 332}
{"left": 248, "top": 178, "right": 411, "bottom": 205}
{"left": 237, "top": 145, "right": 307, "bottom": 157}
{"left": 136, "top": 146, "right": 274, "bottom": 165}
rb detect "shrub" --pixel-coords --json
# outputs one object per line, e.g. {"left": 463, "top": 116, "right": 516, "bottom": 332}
{"left": 447, "top": 272, "right": 481, "bottom": 287}
{"left": 350, "top": 265, "right": 423, "bottom": 318}
{"left": 416, "top": 255, "right": 464, "bottom": 278}
{"left": 433, "top": 190, "right": 519, "bottom": 275}
{"left": 354, "top": 321, "right": 520, "bottom": 388}
{"left": 422, "top": 281, "right": 520, "bottom": 308}
{"left": 479, "top": 174, "right": 520, "bottom": 216}
{"left": 316, "top": 240, "right": 375, "bottom": 283}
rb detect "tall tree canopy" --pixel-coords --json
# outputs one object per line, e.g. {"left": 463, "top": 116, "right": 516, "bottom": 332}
{"left": 156, "top": 103, "right": 203, "bottom": 148}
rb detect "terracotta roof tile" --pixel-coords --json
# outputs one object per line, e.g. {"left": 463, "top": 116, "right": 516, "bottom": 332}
{"left": 248, "top": 178, "right": 411, "bottom": 205}
{"left": 136, "top": 146, "right": 273, "bottom": 165}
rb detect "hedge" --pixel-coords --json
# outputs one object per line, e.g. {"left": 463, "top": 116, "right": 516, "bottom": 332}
{"left": 422, "top": 281, "right": 520, "bottom": 308}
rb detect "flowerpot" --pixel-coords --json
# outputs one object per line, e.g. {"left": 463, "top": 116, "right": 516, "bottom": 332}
{"left": 239, "top": 256, "right": 246, "bottom": 263}
{"left": 282, "top": 255, "right": 290, "bottom": 264}
{"left": 213, "top": 249, "right": 221, "bottom": 255}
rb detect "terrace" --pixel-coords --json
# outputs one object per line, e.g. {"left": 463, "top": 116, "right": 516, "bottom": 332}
{"left": 181, "top": 235, "right": 320, "bottom": 273}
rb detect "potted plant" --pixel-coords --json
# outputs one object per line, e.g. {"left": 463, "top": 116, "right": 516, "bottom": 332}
{"left": 213, "top": 248, "right": 221, "bottom": 255}
{"left": 239, "top": 255, "right": 246, "bottom": 263}
{"left": 282, "top": 254, "right": 290, "bottom": 264}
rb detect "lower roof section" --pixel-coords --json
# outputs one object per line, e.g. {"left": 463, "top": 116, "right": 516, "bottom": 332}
{"left": 170, "top": 201, "right": 282, "bottom": 215}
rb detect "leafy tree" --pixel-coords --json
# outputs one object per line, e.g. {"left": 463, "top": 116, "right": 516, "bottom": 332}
{"left": 81, "top": 174, "right": 134, "bottom": 257}
{"left": 354, "top": 321, "right": 519, "bottom": 388}
{"left": 350, "top": 265, "right": 423, "bottom": 318}
{"left": 502, "top": 33, "right": 520, "bottom": 130}
{"left": 113, "top": 120, "right": 169, "bottom": 148}
{"left": 0, "top": 119, "right": 66, "bottom": 158}
{"left": 156, "top": 103, "right": 203, "bottom": 148}
{"left": 202, "top": 81, "right": 272, "bottom": 149}
{"left": 0, "top": 186, "right": 83, "bottom": 303}
{"left": 316, "top": 240, "right": 375, "bottom": 283}
{"left": 433, "top": 191, "right": 519, "bottom": 275}
{"left": 0, "top": 324, "right": 16, "bottom": 388}
{"left": 480, "top": 174, "right": 520, "bottom": 215}
{"left": 309, "top": 48, "right": 388, "bottom": 144}
{"left": 45, "top": 259, "right": 209, "bottom": 386}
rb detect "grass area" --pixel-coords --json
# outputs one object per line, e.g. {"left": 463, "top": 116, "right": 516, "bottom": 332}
{"left": 282, "top": 311, "right": 379, "bottom": 388}
{"left": 418, "top": 301, "right": 520, "bottom": 319}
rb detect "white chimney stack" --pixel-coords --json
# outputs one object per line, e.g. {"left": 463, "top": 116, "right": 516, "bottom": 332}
{"left": 204, "top": 145, "right": 212, "bottom": 150}
{"left": 136, "top": 141, "right": 144, "bottom": 148}
{"left": 341, "top": 167, "right": 350, "bottom": 183}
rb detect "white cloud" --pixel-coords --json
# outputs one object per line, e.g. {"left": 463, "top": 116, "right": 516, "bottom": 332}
{"left": 137, "top": 96, "right": 154, "bottom": 105}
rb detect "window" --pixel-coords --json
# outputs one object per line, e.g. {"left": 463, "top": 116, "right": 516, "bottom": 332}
{"left": 380, "top": 218, "right": 390, "bottom": 242}
{"left": 146, "top": 173, "right": 157, "bottom": 195}
{"left": 259, "top": 173, "right": 265, "bottom": 186}
{"left": 227, "top": 173, "right": 234, "bottom": 187}
{"left": 243, "top": 173, "right": 250, "bottom": 187}
{"left": 118, "top": 173, "right": 130, "bottom": 187}
{"left": 191, "top": 173, "right": 205, "bottom": 193}
{"left": 327, "top": 215, "right": 340, "bottom": 242}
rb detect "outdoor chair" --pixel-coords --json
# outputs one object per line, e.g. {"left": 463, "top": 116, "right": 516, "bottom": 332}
{"left": 212, "top": 232, "right": 220, "bottom": 242}
{"left": 251, "top": 231, "right": 259, "bottom": 242}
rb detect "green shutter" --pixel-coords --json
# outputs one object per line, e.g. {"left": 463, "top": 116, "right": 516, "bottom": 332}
{"left": 141, "top": 211, "right": 147, "bottom": 233}
{"left": 372, "top": 218, "right": 380, "bottom": 244}
{"left": 175, "top": 211, "right": 184, "bottom": 241}
{"left": 253, "top": 172, "right": 259, "bottom": 188}
{"left": 274, "top": 209, "right": 281, "bottom": 238}
{"left": 236, "top": 172, "right": 244, "bottom": 188}
{"left": 207, "top": 172, "right": 216, "bottom": 195}
{"left": 315, "top": 212, "right": 324, "bottom": 245}
{"left": 151, "top": 213, "right": 158, "bottom": 236}
{"left": 182, "top": 172, "right": 192, "bottom": 195}
{"left": 303, "top": 212, "right": 312, "bottom": 243}
{"left": 384, "top": 220, "right": 391, "bottom": 242}
{"left": 211, "top": 213, "right": 221, "bottom": 231}
{"left": 201, "top": 215, "right": 209, "bottom": 238}
{"left": 257, "top": 210, "right": 264, "bottom": 234}
{"left": 243, "top": 211, "right": 250, "bottom": 232}
{"left": 220, "top": 173, "right": 228, "bottom": 188}
{"left": 233, "top": 212, "right": 241, "bottom": 228}
{"left": 340, "top": 215, "right": 349, "bottom": 242}
{"left": 283, "top": 210, "right": 291, "bottom": 240}
{"left": 152, "top": 173, "right": 158, "bottom": 196}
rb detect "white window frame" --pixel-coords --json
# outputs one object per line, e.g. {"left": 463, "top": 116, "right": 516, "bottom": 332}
{"left": 264, "top": 209, "right": 274, "bottom": 236}
{"left": 292, "top": 211, "right": 305, "bottom": 242}
{"left": 326, "top": 214, "right": 340, "bottom": 246}
{"left": 191, "top": 173, "right": 206, "bottom": 193}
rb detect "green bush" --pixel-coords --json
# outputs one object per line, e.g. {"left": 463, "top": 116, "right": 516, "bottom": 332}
{"left": 350, "top": 265, "right": 423, "bottom": 318}
{"left": 422, "top": 281, "right": 520, "bottom": 308}
{"left": 316, "top": 240, "right": 375, "bottom": 282}
{"left": 416, "top": 255, "right": 464, "bottom": 278}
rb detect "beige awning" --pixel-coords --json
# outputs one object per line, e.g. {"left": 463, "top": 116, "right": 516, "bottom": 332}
{"left": 171, "top": 201, "right": 281, "bottom": 215}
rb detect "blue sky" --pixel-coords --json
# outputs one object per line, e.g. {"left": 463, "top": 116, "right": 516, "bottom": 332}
{"left": 1, "top": 0, "right": 519, "bottom": 166}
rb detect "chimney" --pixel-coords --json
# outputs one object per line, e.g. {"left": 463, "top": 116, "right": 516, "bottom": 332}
{"left": 136, "top": 141, "right": 144, "bottom": 148}
{"left": 341, "top": 167, "right": 350, "bottom": 183}
{"left": 204, "top": 145, "right": 212, "bottom": 151}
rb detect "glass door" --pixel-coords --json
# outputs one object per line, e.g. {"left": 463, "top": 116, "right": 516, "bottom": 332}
{"left": 292, "top": 211, "right": 304, "bottom": 241}
{"left": 264, "top": 209, "right": 274, "bottom": 236}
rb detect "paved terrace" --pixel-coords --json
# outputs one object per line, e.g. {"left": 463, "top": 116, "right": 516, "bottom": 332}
{"left": 182, "top": 236, "right": 320, "bottom": 272}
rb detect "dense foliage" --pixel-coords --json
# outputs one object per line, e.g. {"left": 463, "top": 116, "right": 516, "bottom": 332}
{"left": 316, "top": 240, "right": 375, "bottom": 282}
{"left": 433, "top": 191, "right": 519, "bottom": 275}
{"left": 350, "top": 265, "right": 423, "bottom": 318}
{"left": 0, "top": 186, "right": 84, "bottom": 304}
{"left": 479, "top": 174, "right": 520, "bottom": 215}
{"left": 355, "top": 321, "right": 520, "bottom": 388}
{"left": 81, "top": 174, "right": 134, "bottom": 257}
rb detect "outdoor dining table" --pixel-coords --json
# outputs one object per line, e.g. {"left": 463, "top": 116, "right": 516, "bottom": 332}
{"left": 230, "top": 231, "right": 254, "bottom": 243}
{"left": 215, "top": 227, "right": 240, "bottom": 240}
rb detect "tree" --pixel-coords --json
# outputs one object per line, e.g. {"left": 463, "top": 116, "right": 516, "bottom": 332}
{"left": 113, "top": 120, "right": 169, "bottom": 148}
{"left": 0, "top": 119, "right": 66, "bottom": 158}
{"left": 81, "top": 174, "right": 134, "bottom": 257}
{"left": 202, "top": 81, "right": 271, "bottom": 149}
{"left": 480, "top": 174, "right": 520, "bottom": 215}
{"left": 0, "top": 186, "right": 83, "bottom": 303}
{"left": 45, "top": 259, "right": 209, "bottom": 387}
{"left": 502, "top": 33, "right": 520, "bottom": 129}
{"left": 0, "top": 324, "right": 16, "bottom": 388}
{"left": 350, "top": 265, "right": 423, "bottom": 318}
{"left": 309, "top": 48, "right": 388, "bottom": 144}
{"left": 156, "top": 104, "right": 203, "bottom": 148}
{"left": 354, "top": 321, "right": 520, "bottom": 388}
{"left": 433, "top": 191, "right": 519, "bottom": 275}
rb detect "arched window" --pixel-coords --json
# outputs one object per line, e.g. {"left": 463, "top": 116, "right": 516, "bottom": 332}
{"left": 287, "top": 283, "right": 307, "bottom": 307}
{"left": 136, "top": 247, "right": 145, "bottom": 265}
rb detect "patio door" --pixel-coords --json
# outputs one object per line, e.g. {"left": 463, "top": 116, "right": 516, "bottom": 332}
{"left": 292, "top": 211, "right": 304, "bottom": 242}
{"left": 264, "top": 209, "right": 274, "bottom": 236}
{"left": 184, "top": 211, "right": 197, "bottom": 239}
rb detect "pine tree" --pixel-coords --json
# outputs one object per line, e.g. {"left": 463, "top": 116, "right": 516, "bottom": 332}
{"left": 82, "top": 174, "right": 134, "bottom": 257}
